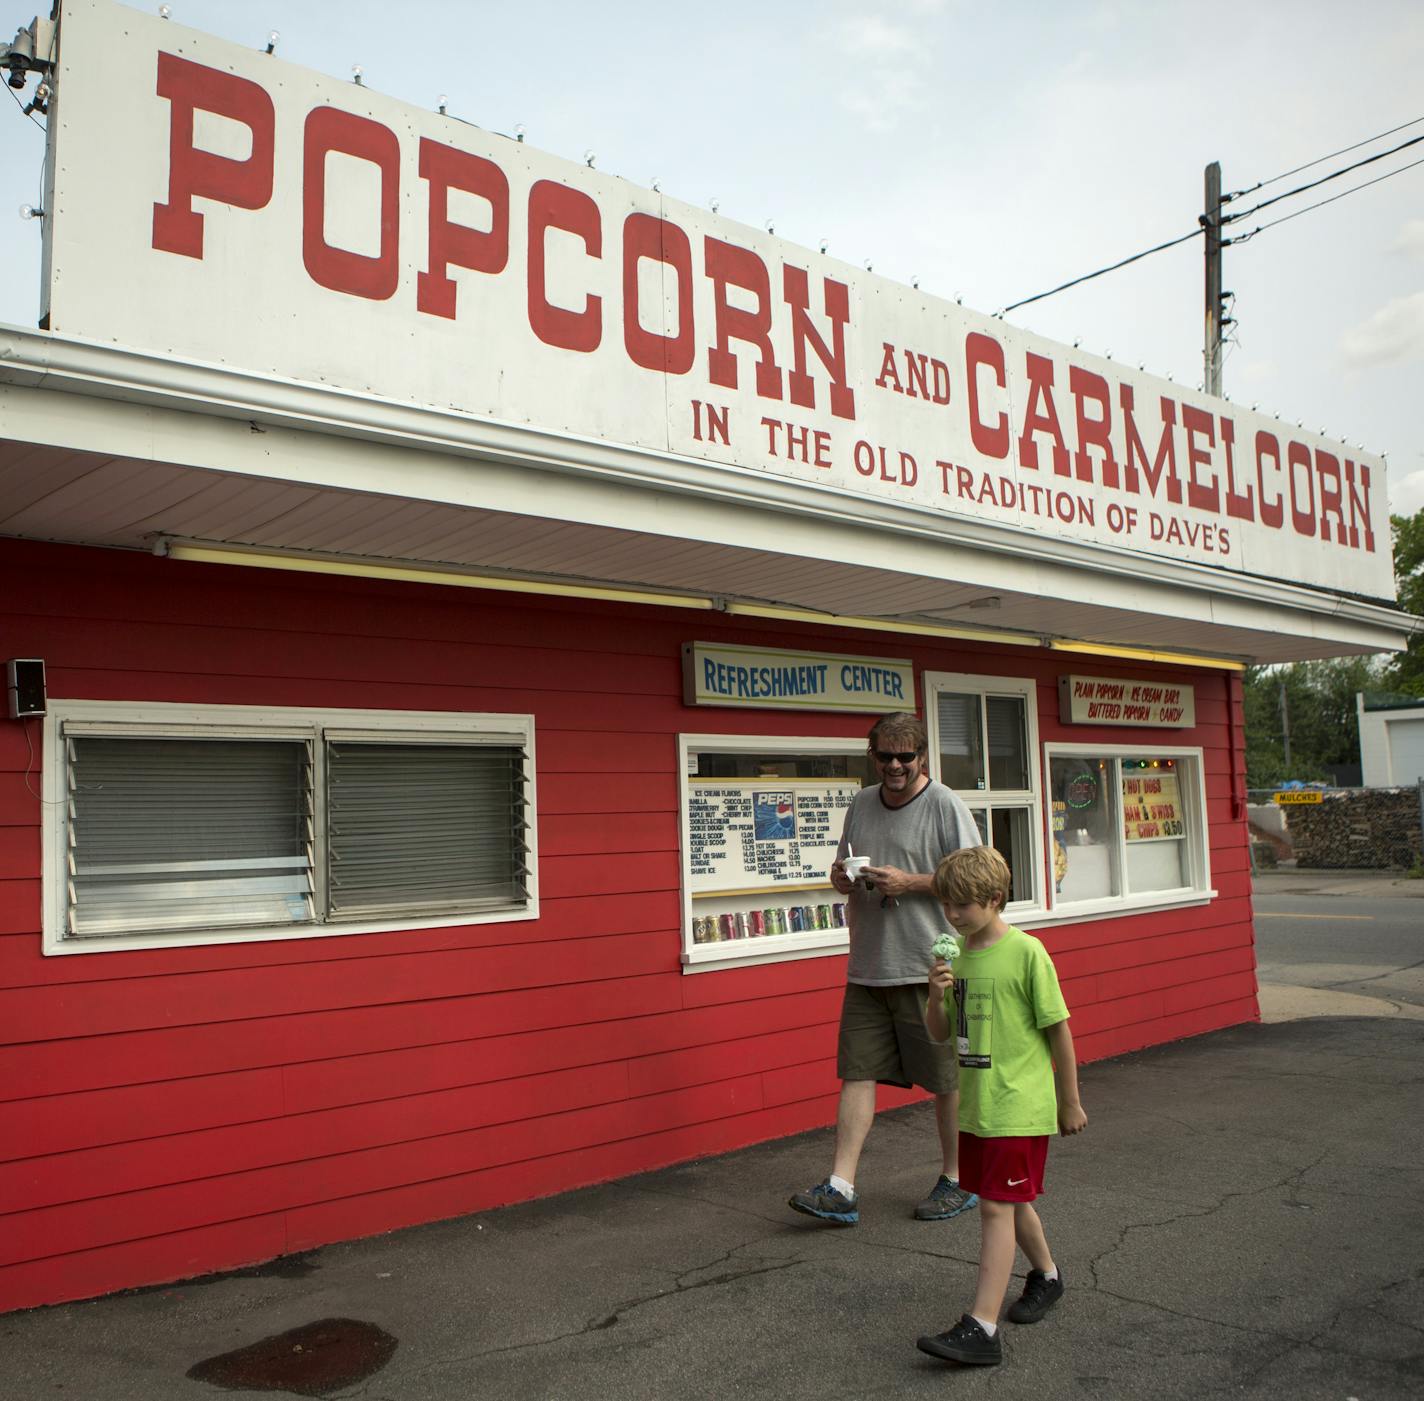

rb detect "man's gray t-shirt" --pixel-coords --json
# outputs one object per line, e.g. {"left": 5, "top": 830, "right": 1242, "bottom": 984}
{"left": 836, "top": 780, "right": 982, "bottom": 986}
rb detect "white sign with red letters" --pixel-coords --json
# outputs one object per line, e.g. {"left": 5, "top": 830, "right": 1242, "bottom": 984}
{"left": 42, "top": 0, "right": 1394, "bottom": 599}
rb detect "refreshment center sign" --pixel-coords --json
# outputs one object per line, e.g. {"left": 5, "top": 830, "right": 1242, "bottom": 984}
{"left": 683, "top": 643, "right": 913, "bottom": 712}
{"left": 43, "top": 0, "right": 1394, "bottom": 598}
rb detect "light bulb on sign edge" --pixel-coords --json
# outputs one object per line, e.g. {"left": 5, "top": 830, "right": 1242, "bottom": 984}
{"left": 266, "top": 31, "right": 279, "bottom": 53}
{"left": 352, "top": 64, "right": 364, "bottom": 84}
{"left": 514, "top": 123, "right": 526, "bottom": 142}
{"left": 18, "top": 203, "right": 43, "bottom": 220}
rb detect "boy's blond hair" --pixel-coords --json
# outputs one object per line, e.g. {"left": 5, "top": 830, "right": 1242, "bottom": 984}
{"left": 932, "top": 845, "right": 1012, "bottom": 910}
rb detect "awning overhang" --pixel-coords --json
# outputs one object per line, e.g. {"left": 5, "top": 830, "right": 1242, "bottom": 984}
{"left": 0, "top": 327, "right": 1413, "bottom": 666}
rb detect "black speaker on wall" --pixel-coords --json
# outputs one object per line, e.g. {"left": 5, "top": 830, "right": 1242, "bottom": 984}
{"left": 6, "top": 659, "right": 45, "bottom": 718}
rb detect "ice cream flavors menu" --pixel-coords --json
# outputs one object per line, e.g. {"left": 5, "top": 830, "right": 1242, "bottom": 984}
{"left": 687, "top": 779, "right": 861, "bottom": 893}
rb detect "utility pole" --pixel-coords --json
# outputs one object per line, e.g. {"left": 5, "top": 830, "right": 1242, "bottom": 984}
{"left": 1203, "top": 161, "right": 1225, "bottom": 397}
{"left": 1279, "top": 680, "right": 1292, "bottom": 771}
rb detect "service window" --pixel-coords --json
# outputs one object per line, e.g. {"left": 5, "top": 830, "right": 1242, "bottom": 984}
{"left": 679, "top": 735, "right": 872, "bottom": 970}
{"left": 1046, "top": 745, "right": 1208, "bottom": 912}
{"left": 44, "top": 702, "right": 536, "bottom": 954}
{"left": 924, "top": 672, "right": 1043, "bottom": 911}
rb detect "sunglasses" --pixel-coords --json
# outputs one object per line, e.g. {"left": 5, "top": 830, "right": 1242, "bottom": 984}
{"left": 873, "top": 750, "right": 920, "bottom": 765}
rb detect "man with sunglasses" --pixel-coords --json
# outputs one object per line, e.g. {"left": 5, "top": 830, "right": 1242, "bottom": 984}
{"left": 789, "top": 711, "right": 982, "bottom": 1228}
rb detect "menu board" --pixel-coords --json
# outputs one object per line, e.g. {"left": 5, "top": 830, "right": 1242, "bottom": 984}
{"left": 688, "top": 779, "right": 860, "bottom": 893}
{"left": 1121, "top": 770, "right": 1184, "bottom": 841}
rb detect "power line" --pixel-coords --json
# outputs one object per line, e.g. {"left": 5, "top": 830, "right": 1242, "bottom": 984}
{"left": 997, "top": 123, "right": 1424, "bottom": 316}
{"left": 1226, "top": 114, "right": 1424, "bottom": 200}
{"left": 1221, "top": 130, "right": 1424, "bottom": 227}
{"left": 1231, "top": 154, "right": 1424, "bottom": 243}
{"left": 4, "top": 79, "right": 46, "bottom": 132}
{"left": 996, "top": 227, "right": 1202, "bottom": 316}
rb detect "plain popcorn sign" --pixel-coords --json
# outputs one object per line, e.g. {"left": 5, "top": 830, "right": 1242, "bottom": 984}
{"left": 1058, "top": 675, "right": 1196, "bottom": 728}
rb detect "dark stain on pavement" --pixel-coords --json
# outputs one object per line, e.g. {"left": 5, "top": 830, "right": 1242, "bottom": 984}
{"left": 124, "top": 1251, "right": 322, "bottom": 1297}
{"left": 186, "top": 1317, "right": 397, "bottom": 1395}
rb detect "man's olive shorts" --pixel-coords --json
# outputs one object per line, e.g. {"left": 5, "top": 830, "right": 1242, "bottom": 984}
{"left": 836, "top": 982, "right": 958, "bottom": 1093}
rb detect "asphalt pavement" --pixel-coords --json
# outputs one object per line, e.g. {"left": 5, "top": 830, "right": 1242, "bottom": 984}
{"left": 2, "top": 870, "right": 1422, "bottom": 1401}
{"left": 1251, "top": 864, "right": 1424, "bottom": 901}
{"left": 1254, "top": 866, "right": 1424, "bottom": 1025}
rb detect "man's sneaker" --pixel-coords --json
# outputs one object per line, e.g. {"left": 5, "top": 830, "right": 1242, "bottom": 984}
{"left": 1007, "top": 1268, "right": 1065, "bottom": 1323}
{"left": 913, "top": 1174, "right": 980, "bottom": 1221}
{"left": 916, "top": 1314, "right": 1002, "bottom": 1366}
{"left": 788, "top": 1180, "right": 859, "bottom": 1225}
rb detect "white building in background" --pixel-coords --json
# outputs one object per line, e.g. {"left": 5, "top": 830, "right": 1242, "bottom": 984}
{"left": 1358, "top": 694, "right": 1424, "bottom": 787}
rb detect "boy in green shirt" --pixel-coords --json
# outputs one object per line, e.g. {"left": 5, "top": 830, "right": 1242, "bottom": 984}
{"left": 917, "top": 846, "right": 1087, "bottom": 1367}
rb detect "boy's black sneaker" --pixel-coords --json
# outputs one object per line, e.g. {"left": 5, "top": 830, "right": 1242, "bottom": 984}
{"left": 1007, "top": 1268, "right": 1064, "bottom": 1323}
{"left": 915, "top": 1314, "right": 1002, "bottom": 1366}
{"left": 788, "top": 1180, "right": 859, "bottom": 1225}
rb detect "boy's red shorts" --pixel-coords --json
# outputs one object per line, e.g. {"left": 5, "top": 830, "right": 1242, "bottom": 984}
{"left": 959, "top": 1131, "right": 1049, "bottom": 1202}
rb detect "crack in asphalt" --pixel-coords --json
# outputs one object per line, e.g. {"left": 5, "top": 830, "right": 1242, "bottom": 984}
{"left": 1324, "top": 951, "right": 1424, "bottom": 988}
{"left": 1073, "top": 1176, "right": 1424, "bottom": 1387}
{"left": 1086, "top": 1146, "right": 1332, "bottom": 1295}
{"left": 588, "top": 1247, "right": 806, "bottom": 1332}
{"left": 342, "top": 1239, "right": 809, "bottom": 1394}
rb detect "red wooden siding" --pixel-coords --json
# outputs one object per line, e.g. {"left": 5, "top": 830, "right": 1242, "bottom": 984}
{"left": 0, "top": 538, "right": 1257, "bottom": 1311}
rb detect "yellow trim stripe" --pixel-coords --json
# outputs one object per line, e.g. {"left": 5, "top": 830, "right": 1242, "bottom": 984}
{"left": 161, "top": 540, "right": 1244, "bottom": 669}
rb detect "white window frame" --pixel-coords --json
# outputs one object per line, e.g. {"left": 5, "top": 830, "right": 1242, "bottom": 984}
{"left": 678, "top": 733, "right": 869, "bottom": 973}
{"left": 1041, "top": 741, "right": 1212, "bottom": 920}
{"left": 924, "top": 671, "right": 1045, "bottom": 918}
{"left": 42, "top": 700, "right": 538, "bottom": 955}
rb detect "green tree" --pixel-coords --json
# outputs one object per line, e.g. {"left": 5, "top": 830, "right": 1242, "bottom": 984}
{"left": 1244, "top": 508, "right": 1424, "bottom": 788}
{"left": 1381, "top": 508, "right": 1424, "bottom": 697}
{"left": 1243, "top": 656, "right": 1382, "bottom": 789}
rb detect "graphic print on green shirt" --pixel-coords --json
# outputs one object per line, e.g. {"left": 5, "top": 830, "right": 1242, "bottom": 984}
{"left": 956, "top": 977, "right": 994, "bottom": 1068}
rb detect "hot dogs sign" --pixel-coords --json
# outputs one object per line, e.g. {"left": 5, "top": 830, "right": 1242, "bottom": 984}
{"left": 1121, "top": 767, "right": 1185, "bottom": 842}
{"left": 43, "top": 0, "right": 1393, "bottom": 598}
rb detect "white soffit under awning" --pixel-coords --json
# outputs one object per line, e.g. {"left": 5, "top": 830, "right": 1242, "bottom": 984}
{"left": 0, "top": 328, "right": 1411, "bottom": 665}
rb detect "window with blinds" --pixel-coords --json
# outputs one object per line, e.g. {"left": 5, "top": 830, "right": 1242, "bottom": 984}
{"left": 926, "top": 673, "right": 1043, "bottom": 908}
{"left": 67, "top": 736, "right": 314, "bottom": 936}
{"left": 326, "top": 741, "right": 529, "bottom": 918}
{"left": 935, "top": 693, "right": 984, "bottom": 789}
{"left": 54, "top": 707, "right": 536, "bottom": 946}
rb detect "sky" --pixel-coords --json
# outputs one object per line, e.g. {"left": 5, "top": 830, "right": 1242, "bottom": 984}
{"left": 2, "top": 0, "right": 1421, "bottom": 517}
